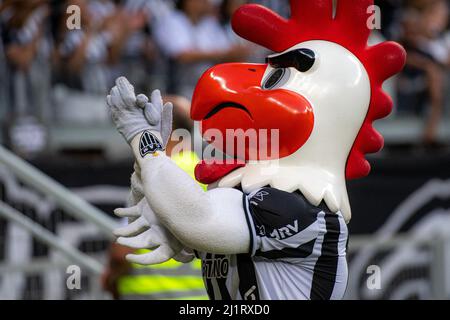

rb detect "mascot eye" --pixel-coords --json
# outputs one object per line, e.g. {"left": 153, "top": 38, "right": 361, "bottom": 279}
{"left": 262, "top": 68, "right": 291, "bottom": 90}
{"left": 267, "top": 48, "right": 316, "bottom": 72}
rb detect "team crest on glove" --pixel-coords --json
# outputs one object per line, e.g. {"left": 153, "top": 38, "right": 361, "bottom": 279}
{"left": 139, "top": 131, "right": 164, "bottom": 157}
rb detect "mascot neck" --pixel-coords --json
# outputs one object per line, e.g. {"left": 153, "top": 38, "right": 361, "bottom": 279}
{"left": 216, "top": 155, "right": 351, "bottom": 222}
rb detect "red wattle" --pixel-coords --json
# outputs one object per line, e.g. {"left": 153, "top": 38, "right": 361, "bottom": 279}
{"left": 194, "top": 160, "right": 245, "bottom": 185}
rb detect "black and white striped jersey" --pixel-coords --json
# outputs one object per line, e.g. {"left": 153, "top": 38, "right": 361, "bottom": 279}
{"left": 195, "top": 187, "right": 348, "bottom": 300}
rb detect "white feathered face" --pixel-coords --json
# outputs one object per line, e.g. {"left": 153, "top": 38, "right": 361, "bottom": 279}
{"left": 191, "top": 40, "right": 371, "bottom": 220}
{"left": 262, "top": 40, "right": 371, "bottom": 170}
{"left": 191, "top": 40, "right": 371, "bottom": 181}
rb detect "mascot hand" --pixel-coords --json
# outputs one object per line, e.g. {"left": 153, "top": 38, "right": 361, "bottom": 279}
{"left": 135, "top": 88, "right": 173, "bottom": 148}
{"left": 173, "top": 249, "right": 195, "bottom": 263}
{"left": 106, "top": 77, "right": 172, "bottom": 144}
{"left": 128, "top": 166, "right": 144, "bottom": 206}
{"left": 113, "top": 199, "right": 184, "bottom": 265}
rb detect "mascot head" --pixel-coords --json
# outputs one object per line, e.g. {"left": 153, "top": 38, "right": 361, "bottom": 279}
{"left": 191, "top": 0, "right": 406, "bottom": 221}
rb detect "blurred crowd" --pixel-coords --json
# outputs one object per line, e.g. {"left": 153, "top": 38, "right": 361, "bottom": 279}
{"left": 383, "top": 0, "right": 450, "bottom": 146}
{"left": 0, "top": 0, "right": 449, "bottom": 156}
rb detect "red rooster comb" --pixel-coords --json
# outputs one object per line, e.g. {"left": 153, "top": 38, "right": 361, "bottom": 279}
{"left": 232, "top": 0, "right": 406, "bottom": 179}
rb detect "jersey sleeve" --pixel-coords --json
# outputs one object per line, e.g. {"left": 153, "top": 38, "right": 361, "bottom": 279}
{"left": 243, "top": 188, "right": 323, "bottom": 259}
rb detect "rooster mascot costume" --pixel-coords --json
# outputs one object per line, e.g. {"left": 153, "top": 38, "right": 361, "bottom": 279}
{"left": 107, "top": 0, "right": 406, "bottom": 300}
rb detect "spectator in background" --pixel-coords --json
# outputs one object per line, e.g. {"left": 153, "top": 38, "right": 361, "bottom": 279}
{"left": 0, "top": 0, "right": 51, "bottom": 155}
{"left": 217, "top": 0, "right": 266, "bottom": 63}
{"left": 107, "top": 0, "right": 171, "bottom": 94}
{"left": 154, "top": 0, "right": 250, "bottom": 99}
{"left": 375, "top": 0, "right": 403, "bottom": 40}
{"left": 0, "top": 5, "right": 8, "bottom": 123}
{"left": 56, "top": 0, "right": 111, "bottom": 94}
{"left": 56, "top": 1, "right": 140, "bottom": 91}
{"left": 56, "top": 0, "right": 124, "bottom": 94}
{"left": 252, "top": 0, "right": 290, "bottom": 19}
{"left": 217, "top": 0, "right": 246, "bottom": 45}
{"left": 397, "top": 0, "right": 449, "bottom": 146}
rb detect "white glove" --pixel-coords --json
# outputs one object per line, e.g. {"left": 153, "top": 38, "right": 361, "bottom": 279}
{"left": 136, "top": 89, "right": 173, "bottom": 148}
{"left": 174, "top": 248, "right": 196, "bottom": 263}
{"left": 113, "top": 198, "right": 186, "bottom": 265}
{"left": 128, "top": 166, "right": 144, "bottom": 207}
{"left": 106, "top": 77, "right": 173, "bottom": 145}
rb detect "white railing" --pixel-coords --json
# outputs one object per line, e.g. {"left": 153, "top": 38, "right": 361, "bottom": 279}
{"left": 0, "top": 201, "right": 103, "bottom": 274}
{"left": 0, "top": 145, "right": 119, "bottom": 299}
{"left": 0, "top": 145, "right": 118, "bottom": 235}
{"left": 345, "top": 233, "right": 450, "bottom": 300}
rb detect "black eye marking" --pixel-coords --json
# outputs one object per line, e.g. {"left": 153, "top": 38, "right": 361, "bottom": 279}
{"left": 266, "top": 48, "right": 315, "bottom": 72}
{"left": 263, "top": 68, "right": 285, "bottom": 90}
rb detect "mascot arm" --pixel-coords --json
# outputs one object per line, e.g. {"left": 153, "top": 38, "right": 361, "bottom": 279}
{"left": 131, "top": 136, "right": 251, "bottom": 255}
{"left": 126, "top": 164, "right": 195, "bottom": 264}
